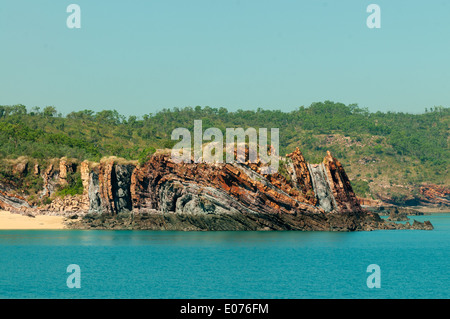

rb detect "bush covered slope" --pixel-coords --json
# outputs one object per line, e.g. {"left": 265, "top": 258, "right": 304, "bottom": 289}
{"left": 1, "top": 101, "right": 448, "bottom": 204}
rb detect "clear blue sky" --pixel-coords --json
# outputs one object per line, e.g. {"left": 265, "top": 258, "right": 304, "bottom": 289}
{"left": 1, "top": 0, "right": 449, "bottom": 116}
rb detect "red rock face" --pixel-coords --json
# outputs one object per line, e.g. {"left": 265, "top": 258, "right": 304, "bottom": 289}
{"left": 80, "top": 161, "right": 90, "bottom": 195}
{"left": 286, "top": 147, "right": 317, "bottom": 205}
{"left": 419, "top": 184, "right": 450, "bottom": 206}
{"left": 358, "top": 198, "right": 383, "bottom": 207}
{"left": 0, "top": 149, "right": 365, "bottom": 217}
{"left": 323, "top": 151, "right": 363, "bottom": 213}
{"left": 12, "top": 161, "right": 28, "bottom": 177}
{"left": 98, "top": 160, "right": 116, "bottom": 214}
{"left": 42, "top": 163, "right": 58, "bottom": 197}
{"left": 133, "top": 154, "right": 280, "bottom": 216}
{"left": 0, "top": 150, "right": 437, "bottom": 230}
{"left": 59, "top": 159, "right": 69, "bottom": 186}
{"left": 0, "top": 189, "right": 31, "bottom": 211}
{"left": 130, "top": 149, "right": 354, "bottom": 217}
{"left": 59, "top": 158, "right": 77, "bottom": 186}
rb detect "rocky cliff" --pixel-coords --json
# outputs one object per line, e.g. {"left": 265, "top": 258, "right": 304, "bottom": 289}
{"left": 0, "top": 148, "right": 434, "bottom": 231}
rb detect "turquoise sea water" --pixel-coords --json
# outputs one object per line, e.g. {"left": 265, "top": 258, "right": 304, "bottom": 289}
{"left": 0, "top": 214, "right": 449, "bottom": 299}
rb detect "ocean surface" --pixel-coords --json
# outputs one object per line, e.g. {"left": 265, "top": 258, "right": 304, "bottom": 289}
{"left": 0, "top": 213, "right": 449, "bottom": 299}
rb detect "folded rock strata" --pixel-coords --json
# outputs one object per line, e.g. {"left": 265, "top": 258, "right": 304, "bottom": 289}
{"left": 0, "top": 148, "right": 435, "bottom": 231}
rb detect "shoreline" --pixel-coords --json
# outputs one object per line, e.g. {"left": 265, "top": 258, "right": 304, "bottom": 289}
{"left": 362, "top": 206, "right": 450, "bottom": 214}
{"left": 409, "top": 207, "right": 450, "bottom": 214}
{"left": 0, "top": 208, "right": 447, "bottom": 231}
{"left": 0, "top": 210, "right": 66, "bottom": 230}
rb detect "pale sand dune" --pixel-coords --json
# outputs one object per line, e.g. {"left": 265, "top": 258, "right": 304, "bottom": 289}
{"left": 0, "top": 210, "right": 66, "bottom": 230}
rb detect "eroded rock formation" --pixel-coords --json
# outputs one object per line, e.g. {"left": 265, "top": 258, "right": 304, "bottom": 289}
{"left": 419, "top": 184, "right": 450, "bottom": 206}
{"left": 323, "top": 151, "right": 362, "bottom": 213}
{"left": 0, "top": 149, "right": 436, "bottom": 231}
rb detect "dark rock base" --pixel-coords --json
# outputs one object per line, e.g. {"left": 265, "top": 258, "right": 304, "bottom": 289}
{"left": 65, "top": 211, "right": 434, "bottom": 231}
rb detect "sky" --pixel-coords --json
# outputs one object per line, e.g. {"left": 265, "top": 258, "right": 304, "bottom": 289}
{"left": 0, "top": 0, "right": 449, "bottom": 116}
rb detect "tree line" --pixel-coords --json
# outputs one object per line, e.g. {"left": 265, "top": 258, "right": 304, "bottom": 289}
{"left": 0, "top": 101, "right": 448, "bottom": 186}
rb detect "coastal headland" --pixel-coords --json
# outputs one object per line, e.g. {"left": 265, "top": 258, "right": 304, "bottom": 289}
{"left": 0, "top": 147, "right": 437, "bottom": 231}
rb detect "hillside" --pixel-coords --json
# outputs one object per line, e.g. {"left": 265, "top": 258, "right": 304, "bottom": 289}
{"left": 0, "top": 101, "right": 448, "bottom": 207}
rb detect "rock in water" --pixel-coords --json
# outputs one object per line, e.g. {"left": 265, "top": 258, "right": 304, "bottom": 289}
{"left": 0, "top": 151, "right": 435, "bottom": 231}
{"left": 387, "top": 208, "right": 409, "bottom": 221}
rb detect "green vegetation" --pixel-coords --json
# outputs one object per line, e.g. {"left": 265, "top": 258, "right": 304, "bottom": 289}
{"left": 351, "top": 180, "right": 371, "bottom": 197}
{"left": 138, "top": 146, "right": 156, "bottom": 165}
{"left": 56, "top": 171, "right": 83, "bottom": 197}
{"left": 1, "top": 101, "right": 448, "bottom": 201}
{"left": 0, "top": 159, "right": 45, "bottom": 205}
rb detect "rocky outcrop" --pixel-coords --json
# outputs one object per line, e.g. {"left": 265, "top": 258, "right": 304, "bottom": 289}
{"left": 375, "top": 183, "right": 449, "bottom": 207}
{"left": 323, "top": 151, "right": 363, "bottom": 213}
{"left": 98, "top": 160, "right": 115, "bottom": 214}
{"left": 286, "top": 148, "right": 316, "bottom": 204}
{"left": 419, "top": 184, "right": 450, "bottom": 206}
{"left": 358, "top": 198, "right": 383, "bottom": 207}
{"left": 73, "top": 149, "right": 433, "bottom": 231}
{"left": 387, "top": 208, "right": 409, "bottom": 221}
{"left": 0, "top": 189, "right": 31, "bottom": 210}
{"left": 38, "top": 194, "right": 88, "bottom": 216}
{"left": 369, "top": 205, "right": 427, "bottom": 216}
{"left": 131, "top": 151, "right": 322, "bottom": 217}
{"left": 88, "top": 169, "right": 102, "bottom": 214}
{"left": 87, "top": 159, "right": 135, "bottom": 215}
{"left": 59, "top": 158, "right": 77, "bottom": 186}
{"left": 12, "top": 161, "right": 28, "bottom": 177}
{"left": 80, "top": 160, "right": 90, "bottom": 195}
{"left": 0, "top": 149, "right": 436, "bottom": 231}
{"left": 308, "top": 163, "right": 336, "bottom": 212}
{"left": 113, "top": 164, "right": 134, "bottom": 213}
{"left": 411, "top": 220, "right": 434, "bottom": 230}
{"left": 41, "top": 162, "right": 60, "bottom": 197}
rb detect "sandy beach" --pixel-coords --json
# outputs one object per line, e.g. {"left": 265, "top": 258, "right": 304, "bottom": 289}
{"left": 0, "top": 210, "right": 66, "bottom": 230}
